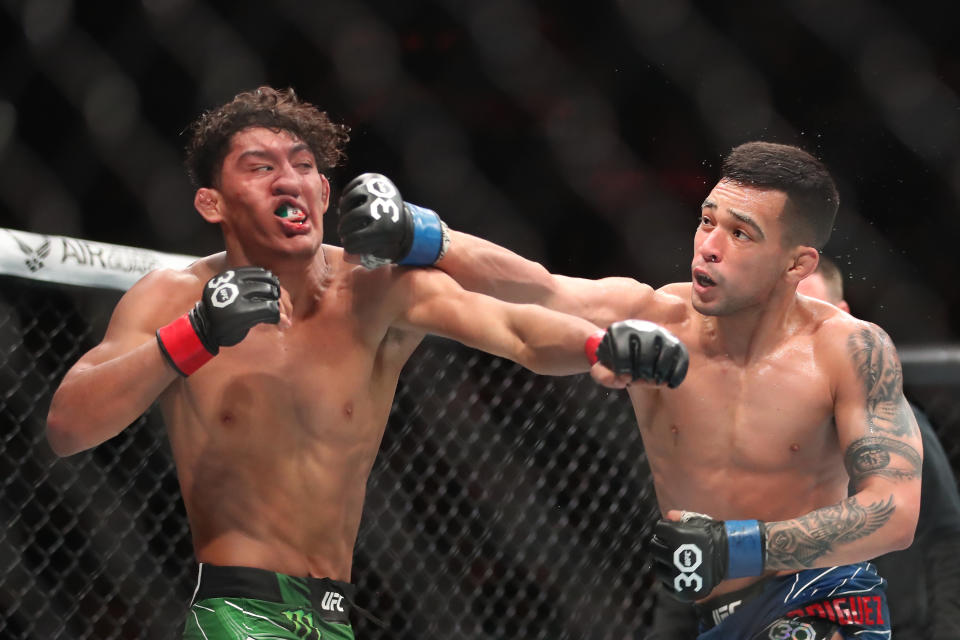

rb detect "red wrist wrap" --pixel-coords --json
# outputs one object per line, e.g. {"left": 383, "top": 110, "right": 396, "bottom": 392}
{"left": 584, "top": 330, "right": 605, "bottom": 365}
{"left": 156, "top": 314, "right": 214, "bottom": 376}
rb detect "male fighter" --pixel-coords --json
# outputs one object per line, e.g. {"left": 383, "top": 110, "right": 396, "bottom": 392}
{"left": 644, "top": 257, "right": 960, "bottom": 639}
{"left": 45, "top": 87, "right": 687, "bottom": 640}
{"left": 338, "top": 141, "right": 923, "bottom": 639}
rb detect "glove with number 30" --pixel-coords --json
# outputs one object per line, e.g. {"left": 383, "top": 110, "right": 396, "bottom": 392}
{"left": 337, "top": 173, "right": 449, "bottom": 269}
{"left": 650, "top": 512, "right": 767, "bottom": 601}
{"left": 156, "top": 266, "right": 280, "bottom": 376}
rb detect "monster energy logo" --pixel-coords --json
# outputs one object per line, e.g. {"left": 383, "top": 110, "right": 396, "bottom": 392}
{"left": 282, "top": 609, "right": 322, "bottom": 639}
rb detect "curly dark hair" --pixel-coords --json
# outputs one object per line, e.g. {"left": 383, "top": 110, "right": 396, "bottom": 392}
{"left": 184, "top": 86, "right": 350, "bottom": 188}
{"left": 722, "top": 141, "right": 839, "bottom": 249}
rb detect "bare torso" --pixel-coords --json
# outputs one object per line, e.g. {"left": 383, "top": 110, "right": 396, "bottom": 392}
{"left": 158, "top": 246, "right": 421, "bottom": 581}
{"left": 634, "top": 283, "right": 850, "bottom": 597}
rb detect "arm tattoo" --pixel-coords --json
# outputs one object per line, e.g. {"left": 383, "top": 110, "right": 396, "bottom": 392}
{"left": 847, "top": 327, "right": 915, "bottom": 436}
{"left": 844, "top": 435, "right": 922, "bottom": 489}
{"left": 764, "top": 495, "right": 895, "bottom": 570}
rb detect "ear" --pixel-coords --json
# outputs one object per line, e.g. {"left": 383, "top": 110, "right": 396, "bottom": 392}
{"left": 837, "top": 299, "right": 851, "bottom": 314}
{"left": 194, "top": 188, "right": 223, "bottom": 224}
{"left": 318, "top": 174, "right": 331, "bottom": 213}
{"left": 786, "top": 246, "right": 819, "bottom": 283}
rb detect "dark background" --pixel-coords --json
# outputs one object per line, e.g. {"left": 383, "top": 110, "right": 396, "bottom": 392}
{"left": 2, "top": 0, "right": 959, "bottom": 344}
{"left": 2, "top": 2, "right": 960, "bottom": 638}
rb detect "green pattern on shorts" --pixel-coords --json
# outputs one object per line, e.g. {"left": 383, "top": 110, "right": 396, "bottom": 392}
{"left": 182, "top": 596, "right": 355, "bottom": 640}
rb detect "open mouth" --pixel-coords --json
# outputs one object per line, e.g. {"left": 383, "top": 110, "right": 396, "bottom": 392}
{"left": 274, "top": 203, "right": 307, "bottom": 224}
{"left": 695, "top": 272, "right": 716, "bottom": 287}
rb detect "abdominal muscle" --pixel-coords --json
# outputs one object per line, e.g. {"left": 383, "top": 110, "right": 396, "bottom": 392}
{"left": 633, "top": 379, "right": 848, "bottom": 600}
{"left": 158, "top": 338, "right": 405, "bottom": 582}
{"left": 649, "top": 451, "right": 847, "bottom": 599}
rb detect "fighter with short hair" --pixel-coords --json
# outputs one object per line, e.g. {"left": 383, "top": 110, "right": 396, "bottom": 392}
{"left": 339, "top": 142, "right": 923, "bottom": 639}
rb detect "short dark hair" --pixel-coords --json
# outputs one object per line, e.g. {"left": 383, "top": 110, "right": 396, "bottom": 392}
{"left": 813, "top": 255, "right": 844, "bottom": 303}
{"left": 721, "top": 141, "right": 839, "bottom": 249}
{"left": 185, "top": 86, "right": 350, "bottom": 188}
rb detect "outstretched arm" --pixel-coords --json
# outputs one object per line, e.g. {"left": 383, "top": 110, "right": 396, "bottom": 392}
{"left": 389, "top": 266, "right": 601, "bottom": 376}
{"left": 388, "top": 266, "right": 688, "bottom": 387}
{"left": 439, "top": 229, "right": 653, "bottom": 328}
{"left": 337, "top": 172, "right": 654, "bottom": 327}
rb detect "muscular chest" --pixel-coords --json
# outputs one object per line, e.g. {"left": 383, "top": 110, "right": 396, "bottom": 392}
{"left": 636, "top": 346, "right": 837, "bottom": 471}
{"left": 169, "top": 299, "right": 412, "bottom": 449}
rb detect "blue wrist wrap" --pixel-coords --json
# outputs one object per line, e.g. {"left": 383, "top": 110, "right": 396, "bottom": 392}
{"left": 399, "top": 203, "right": 443, "bottom": 265}
{"left": 724, "top": 520, "right": 764, "bottom": 579}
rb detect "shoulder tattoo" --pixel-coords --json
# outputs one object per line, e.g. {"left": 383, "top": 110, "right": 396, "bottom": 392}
{"left": 847, "top": 326, "right": 915, "bottom": 437}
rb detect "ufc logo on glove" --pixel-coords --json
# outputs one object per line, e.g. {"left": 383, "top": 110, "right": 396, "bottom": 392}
{"left": 362, "top": 176, "right": 401, "bottom": 223}
{"left": 673, "top": 543, "right": 704, "bottom": 592}
{"left": 651, "top": 513, "right": 766, "bottom": 601}
{"left": 207, "top": 270, "right": 239, "bottom": 308}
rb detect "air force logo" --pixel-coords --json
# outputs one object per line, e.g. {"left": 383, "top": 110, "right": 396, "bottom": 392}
{"left": 8, "top": 231, "right": 51, "bottom": 272}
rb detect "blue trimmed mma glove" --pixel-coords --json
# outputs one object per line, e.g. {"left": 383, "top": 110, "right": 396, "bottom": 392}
{"left": 650, "top": 513, "right": 767, "bottom": 601}
{"left": 337, "top": 173, "right": 450, "bottom": 269}
{"left": 585, "top": 320, "right": 689, "bottom": 387}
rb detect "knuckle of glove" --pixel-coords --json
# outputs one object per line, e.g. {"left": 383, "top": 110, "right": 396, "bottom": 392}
{"left": 337, "top": 208, "right": 369, "bottom": 235}
{"left": 598, "top": 334, "right": 631, "bottom": 375}
{"left": 612, "top": 321, "right": 690, "bottom": 388}
{"left": 630, "top": 334, "right": 656, "bottom": 381}
{"left": 342, "top": 174, "right": 368, "bottom": 194}
{"left": 667, "top": 347, "right": 690, "bottom": 388}
{"left": 200, "top": 267, "right": 279, "bottom": 347}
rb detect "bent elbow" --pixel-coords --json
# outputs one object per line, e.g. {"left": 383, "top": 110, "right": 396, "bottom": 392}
{"left": 890, "top": 525, "right": 915, "bottom": 552}
{"left": 517, "top": 347, "right": 581, "bottom": 377}
{"left": 517, "top": 353, "right": 548, "bottom": 376}
{"left": 892, "top": 497, "right": 921, "bottom": 551}
{"left": 46, "top": 410, "right": 85, "bottom": 458}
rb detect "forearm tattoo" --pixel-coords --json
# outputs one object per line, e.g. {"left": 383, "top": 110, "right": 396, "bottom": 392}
{"left": 844, "top": 435, "right": 922, "bottom": 489}
{"left": 847, "top": 327, "right": 915, "bottom": 437}
{"left": 765, "top": 495, "right": 895, "bottom": 570}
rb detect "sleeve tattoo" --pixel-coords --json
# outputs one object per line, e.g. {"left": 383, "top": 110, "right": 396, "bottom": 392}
{"left": 847, "top": 326, "right": 915, "bottom": 437}
{"left": 763, "top": 327, "right": 924, "bottom": 571}
{"left": 844, "top": 435, "right": 922, "bottom": 489}
{"left": 765, "top": 496, "right": 896, "bottom": 569}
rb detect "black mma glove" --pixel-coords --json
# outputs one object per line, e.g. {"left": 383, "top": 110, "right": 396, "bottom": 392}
{"left": 337, "top": 173, "right": 449, "bottom": 269}
{"left": 156, "top": 266, "right": 281, "bottom": 376}
{"left": 650, "top": 513, "right": 767, "bottom": 601}
{"left": 585, "top": 320, "right": 689, "bottom": 387}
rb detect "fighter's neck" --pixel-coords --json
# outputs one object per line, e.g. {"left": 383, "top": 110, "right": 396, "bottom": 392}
{"left": 698, "top": 290, "right": 802, "bottom": 363}
{"left": 223, "top": 245, "right": 336, "bottom": 312}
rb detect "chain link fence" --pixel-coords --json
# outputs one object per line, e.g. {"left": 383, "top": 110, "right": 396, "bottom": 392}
{"left": 3, "top": 270, "right": 960, "bottom": 639}
{"left": 3, "top": 251, "right": 960, "bottom": 640}
{"left": 1, "top": 273, "right": 669, "bottom": 639}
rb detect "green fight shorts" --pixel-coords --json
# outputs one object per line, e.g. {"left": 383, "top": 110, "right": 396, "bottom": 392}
{"left": 182, "top": 563, "right": 356, "bottom": 640}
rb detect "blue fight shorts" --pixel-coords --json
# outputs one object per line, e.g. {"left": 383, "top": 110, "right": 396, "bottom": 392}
{"left": 694, "top": 562, "right": 890, "bottom": 639}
